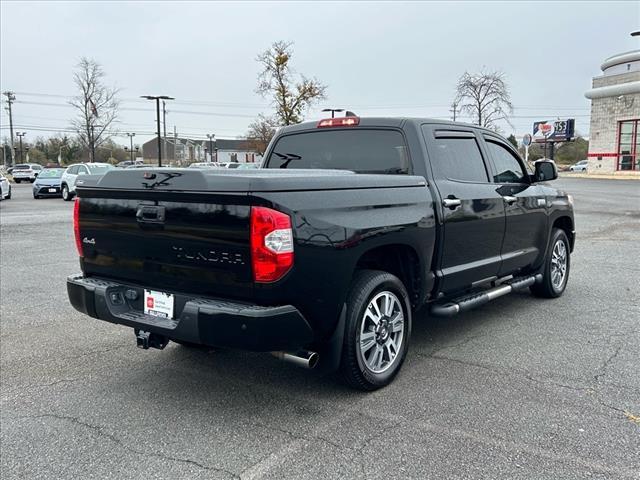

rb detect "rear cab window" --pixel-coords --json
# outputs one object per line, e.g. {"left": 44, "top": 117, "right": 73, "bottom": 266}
{"left": 264, "top": 129, "right": 410, "bottom": 174}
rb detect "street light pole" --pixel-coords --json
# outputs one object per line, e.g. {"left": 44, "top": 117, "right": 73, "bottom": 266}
{"left": 16, "top": 132, "right": 26, "bottom": 163}
{"left": 141, "top": 95, "right": 174, "bottom": 167}
{"left": 206, "top": 133, "right": 215, "bottom": 163}
{"left": 90, "top": 124, "right": 97, "bottom": 162}
{"left": 126, "top": 133, "right": 136, "bottom": 163}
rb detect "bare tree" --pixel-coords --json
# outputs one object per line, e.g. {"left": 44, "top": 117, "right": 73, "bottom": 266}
{"left": 70, "top": 58, "right": 119, "bottom": 161}
{"left": 256, "top": 41, "right": 327, "bottom": 125}
{"left": 246, "top": 114, "right": 279, "bottom": 156}
{"left": 455, "top": 70, "right": 513, "bottom": 129}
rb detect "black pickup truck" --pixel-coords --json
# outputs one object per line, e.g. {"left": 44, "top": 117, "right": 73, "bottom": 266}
{"left": 67, "top": 117, "right": 574, "bottom": 390}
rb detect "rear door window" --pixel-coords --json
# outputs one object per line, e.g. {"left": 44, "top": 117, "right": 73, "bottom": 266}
{"left": 265, "top": 129, "right": 409, "bottom": 174}
{"left": 428, "top": 134, "right": 489, "bottom": 183}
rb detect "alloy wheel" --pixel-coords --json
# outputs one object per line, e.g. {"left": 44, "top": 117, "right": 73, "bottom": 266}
{"left": 358, "top": 291, "right": 405, "bottom": 374}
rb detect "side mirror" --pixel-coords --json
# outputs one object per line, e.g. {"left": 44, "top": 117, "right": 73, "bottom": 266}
{"left": 533, "top": 160, "right": 558, "bottom": 182}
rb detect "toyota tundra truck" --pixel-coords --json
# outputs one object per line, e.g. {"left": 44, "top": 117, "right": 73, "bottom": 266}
{"left": 67, "top": 117, "right": 575, "bottom": 390}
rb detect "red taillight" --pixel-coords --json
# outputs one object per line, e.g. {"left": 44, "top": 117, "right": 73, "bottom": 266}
{"left": 73, "top": 198, "right": 83, "bottom": 257}
{"left": 317, "top": 117, "right": 360, "bottom": 128}
{"left": 250, "top": 206, "right": 294, "bottom": 283}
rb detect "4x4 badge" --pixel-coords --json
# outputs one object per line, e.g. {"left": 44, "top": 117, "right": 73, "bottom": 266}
{"left": 83, "top": 237, "right": 96, "bottom": 245}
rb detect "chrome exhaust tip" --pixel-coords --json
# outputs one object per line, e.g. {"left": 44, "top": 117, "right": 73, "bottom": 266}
{"left": 271, "top": 350, "right": 319, "bottom": 369}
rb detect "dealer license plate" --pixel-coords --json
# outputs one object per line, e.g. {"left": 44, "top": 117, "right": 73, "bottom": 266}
{"left": 144, "top": 289, "right": 174, "bottom": 319}
{"left": 48, "top": 188, "right": 57, "bottom": 193}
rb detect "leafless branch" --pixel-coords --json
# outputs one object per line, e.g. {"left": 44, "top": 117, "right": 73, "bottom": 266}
{"left": 69, "top": 57, "right": 119, "bottom": 161}
{"left": 455, "top": 69, "right": 513, "bottom": 130}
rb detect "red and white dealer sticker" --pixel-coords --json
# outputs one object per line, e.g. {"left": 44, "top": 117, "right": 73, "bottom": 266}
{"left": 144, "top": 289, "right": 175, "bottom": 319}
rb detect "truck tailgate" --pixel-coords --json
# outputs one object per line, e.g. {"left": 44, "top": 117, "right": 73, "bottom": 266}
{"left": 79, "top": 193, "right": 252, "bottom": 298}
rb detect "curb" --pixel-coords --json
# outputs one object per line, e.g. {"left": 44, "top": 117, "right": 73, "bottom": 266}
{"left": 560, "top": 173, "right": 640, "bottom": 181}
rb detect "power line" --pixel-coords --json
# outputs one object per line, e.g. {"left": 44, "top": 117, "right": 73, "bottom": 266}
{"left": 12, "top": 100, "right": 258, "bottom": 118}
{"left": 11, "top": 90, "right": 591, "bottom": 111}
{"left": 0, "top": 124, "right": 245, "bottom": 140}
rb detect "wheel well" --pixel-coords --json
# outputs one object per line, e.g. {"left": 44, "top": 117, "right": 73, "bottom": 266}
{"left": 552, "top": 216, "right": 574, "bottom": 251}
{"left": 355, "top": 244, "right": 421, "bottom": 308}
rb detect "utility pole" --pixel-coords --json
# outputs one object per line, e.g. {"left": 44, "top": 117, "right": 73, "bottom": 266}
{"left": 162, "top": 101, "right": 167, "bottom": 162}
{"left": 3, "top": 91, "right": 16, "bottom": 166}
{"left": 162, "top": 101, "right": 167, "bottom": 139}
{"left": 206, "top": 133, "right": 215, "bottom": 163}
{"left": 174, "top": 125, "right": 178, "bottom": 165}
{"left": 126, "top": 133, "right": 136, "bottom": 162}
{"left": 141, "top": 95, "right": 174, "bottom": 167}
{"left": 90, "top": 125, "right": 95, "bottom": 162}
{"left": 450, "top": 101, "right": 458, "bottom": 122}
{"left": 16, "top": 132, "right": 26, "bottom": 163}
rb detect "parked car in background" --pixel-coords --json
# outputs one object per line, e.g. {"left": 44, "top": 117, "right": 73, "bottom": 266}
{"left": 188, "top": 162, "right": 223, "bottom": 169}
{"left": 0, "top": 172, "right": 11, "bottom": 201}
{"left": 116, "top": 160, "right": 144, "bottom": 168}
{"left": 12, "top": 163, "right": 43, "bottom": 183}
{"left": 569, "top": 160, "right": 588, "bottom": 172}
{"left": 61, "top": 163, "right": 114, "bottom": 201}
{"left": 33, "top": 168, "right": 66, "bottom": 199}
{"left": 236, "top": 163, "right": 261, "bottom": 169}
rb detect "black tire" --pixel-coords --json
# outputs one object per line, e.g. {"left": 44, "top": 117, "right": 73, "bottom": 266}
{"left": 61, "top": 184, "right": 72, "bottom": 201}
{"left": 340, "top": 269, "right": 412, "bottom": 391}
{"left": 14, "top": 179, "right": 21, "bottom": 184}
{"left": 33, "top": 195, "right": 39, "bottom": 199}
{"left": 6, "top": 190, "right": 10, "bottom": 200}
{"left": 531, "top": 228, "right": 571, "bottom": 298}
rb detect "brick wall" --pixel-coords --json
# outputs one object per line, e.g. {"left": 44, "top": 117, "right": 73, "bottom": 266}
{"left": 587, "top": 71, "right": 640, "bottom": 173}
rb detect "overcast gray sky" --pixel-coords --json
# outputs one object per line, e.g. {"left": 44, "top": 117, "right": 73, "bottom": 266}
{"left": 1, "top": 0, "right": 639, "bottom": 148}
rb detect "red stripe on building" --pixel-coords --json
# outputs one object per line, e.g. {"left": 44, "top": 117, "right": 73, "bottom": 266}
{"left": 587, "top": 153, "right": 618, "bottom": 157}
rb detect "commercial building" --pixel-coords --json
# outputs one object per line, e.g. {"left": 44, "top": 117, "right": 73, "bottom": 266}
{"left": 142, "top": 137, "right": 262, "bottom": 165}
{"left": 584, "top": 47, "right": 640, "bottom": 174}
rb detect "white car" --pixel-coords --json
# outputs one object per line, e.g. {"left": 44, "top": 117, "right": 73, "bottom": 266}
{"left": 61, "top": 163, "right": 114, "bottom": 201}
{"left": 569, "top": 160, "right": 588, "bottom": 172}
{"left": 0, "top": 172, "right": 11, "bottom": 201}
{"left": 11, "top": 163, "right": 43, "bottom": 183}
{"left": 188, "top": 162, "right": 224, "bottom": 169}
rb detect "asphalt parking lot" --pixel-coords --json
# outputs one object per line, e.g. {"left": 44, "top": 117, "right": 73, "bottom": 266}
{"left": 1, "top": 178, "right": 638, "bottom": 480}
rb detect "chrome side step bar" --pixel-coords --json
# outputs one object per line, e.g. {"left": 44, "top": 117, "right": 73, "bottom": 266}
{"left": 430, "top": 274, "right": 542, "bottom": 318}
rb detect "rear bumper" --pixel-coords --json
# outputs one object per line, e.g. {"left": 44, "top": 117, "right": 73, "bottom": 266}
{"left": 67, "top": 274, "right": 314, "bottom": 352}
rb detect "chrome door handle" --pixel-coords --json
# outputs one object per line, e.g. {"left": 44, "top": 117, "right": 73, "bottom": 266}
{"left": 442, "top": 198, "right": 462, "bottom": 209}
{"left": 502, "top": 195, "right": 518, "bottom": 205}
